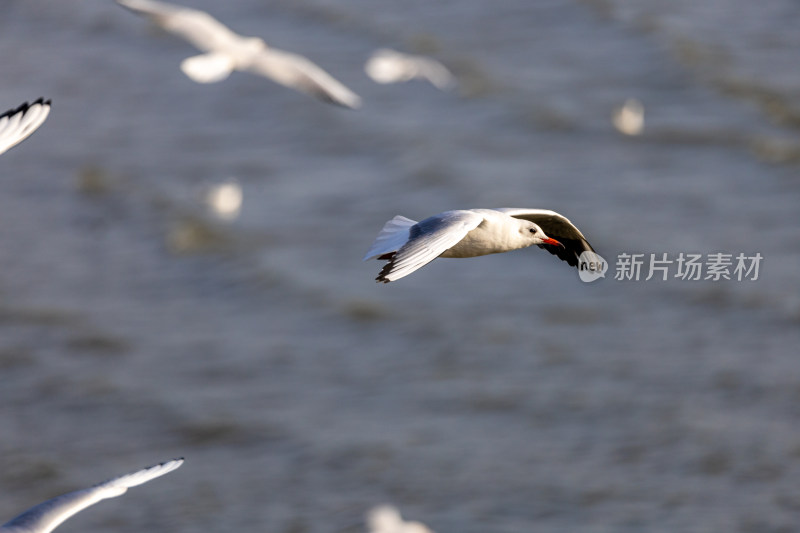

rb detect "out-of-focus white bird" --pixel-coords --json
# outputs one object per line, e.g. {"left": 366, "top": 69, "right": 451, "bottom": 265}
{"left": 0, "top": 98, "right": 51, "bottom": 155}
{"left": 364, "top": 208, "right": 597, "bottom": 283}
{"left": 116, "top": 0, "right": 361, "bottom": 108}
{"left": 612, "top": 98, "right": 644, "bottom": 136}
{"left": 0, "top": 459, "right": 183, "bottom": 533}
{"left": 205, "top": 180, "right": 243, "bottom": 221}
{"left": 365, "top": 49, "right": 454, "bottom": 90}
{"left": 367, "top": 505, "right": 434, "bottom": 533}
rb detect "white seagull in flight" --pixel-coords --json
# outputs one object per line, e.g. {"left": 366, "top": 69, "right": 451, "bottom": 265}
{"left": 612, "top": 98, "right": 644, "bottom": 136}
{"left": 0, "top": 458, "right": 183, "bottom": 533}
{"left": 364, "top": 49, "right": 454, "bottom": 90}
{"left": 364, "top": 208, "right": 597, "bottom": 283}
{"left": 0, "top": 98, "right": 51, "bottom": 155}
{"left": 367, "top": 504, "right": 434, "bottom": 533}
{"left": 116, "top": 0, "right": 361, "bottom": 108}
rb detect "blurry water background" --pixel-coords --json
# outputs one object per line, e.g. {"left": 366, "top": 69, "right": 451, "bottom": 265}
{"left": 1, "top": 1, "right": 799, "bottom": 532}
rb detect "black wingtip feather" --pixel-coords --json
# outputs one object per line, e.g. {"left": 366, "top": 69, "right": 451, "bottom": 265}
{"left": 1, "top": 98, "right": 51, "bottom": 121}
{"left": 376, "top": 262, "right": 394, "bottom": 283}
{"left": 373, "top": 252, "right": 397, "bottom": 283}
{"left": 537, "top": 237, "right": 594, "bottom": 268}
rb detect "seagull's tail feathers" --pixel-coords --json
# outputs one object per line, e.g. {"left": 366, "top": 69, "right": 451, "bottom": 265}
{"left": 363, "top": 215, "right": 417, "bottom": 261}
{"left": 180, "top": 53, "right": 235, "bottom": 83}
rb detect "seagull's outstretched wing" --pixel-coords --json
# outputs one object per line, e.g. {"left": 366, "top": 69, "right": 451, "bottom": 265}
{"left": 116, "top": 0, "right": 241, "bottom": 52}
{"left": 0, "top": 459, "right": 183, "bottom": 533}
{"left": 498, "top": 208, "right": 595, "bottom": 267}
{"left": 0, "top": 99, "right": 51, "bottom": 156}
{"left": 375, "top": 210, "right": 484, "bottom": 283}
{"left": 248, "top": 48, "right": 362, "bottom": 109}
{"left": 415, "top": 56, "right": 455, "bottom": 90}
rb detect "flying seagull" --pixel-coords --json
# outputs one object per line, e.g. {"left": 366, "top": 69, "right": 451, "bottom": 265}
{"left": 612, "top": 98, "right": 644, "bottom": 136}
{"left": 364, "top": 208, "right": 597, "bottom": 283}
{"left": 204, "top": 179, "right": 243, "bottom": 221}
{"left": 0, "top": 98, "right": 51, "bottom": 155}
{"left": 0, "top": 458, "right": 183, "bottom": 533}
{"left": 116, "top": 0, "right": 361, "bottom": 108}
{"left": 365, "top": 49, "right": 454, "bottom": 90}
{"left": 367, "top": 504, "right": 434, "bottom": 533}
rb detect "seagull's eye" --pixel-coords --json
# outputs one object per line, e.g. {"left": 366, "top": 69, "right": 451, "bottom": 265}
{"left": 529, "top": 228, "right": 537, "bottom": 234}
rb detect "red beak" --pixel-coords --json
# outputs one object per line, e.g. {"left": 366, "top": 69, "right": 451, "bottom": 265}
{"left": 543, "top": 237, "right": 564, "bottom": 248}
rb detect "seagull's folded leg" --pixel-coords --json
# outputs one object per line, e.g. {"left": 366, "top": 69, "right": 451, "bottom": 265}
{"left": 180, "top": 52, "right": 235, "bottom": 83}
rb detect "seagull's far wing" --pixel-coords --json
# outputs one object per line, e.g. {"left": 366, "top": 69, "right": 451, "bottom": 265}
{"left": 0, "top": 98, "right": 51, "bottom": 155}
{"left": 247, "top": 48, "right": 362, "bottom": 109}
{"left": 0, "top": 459, "right": 183, "bottom": 533}
{"left": 364, "top": 215, "right": 418, "bottom": 261}
{"left": 116, "top": 0, "right": 241, "bottom": 52}
{"left": 416, "top": 57, "right": 455, "bottom": 90}
{"left": 377, "top": 211, "right": 484, "bottom": 282}
{"left": 498, "top": 208, "right": 595, "bottom": 267}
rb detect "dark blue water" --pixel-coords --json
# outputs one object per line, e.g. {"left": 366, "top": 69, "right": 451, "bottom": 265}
{"left": 1, "top": 1, "right": 799, "bottom": 532}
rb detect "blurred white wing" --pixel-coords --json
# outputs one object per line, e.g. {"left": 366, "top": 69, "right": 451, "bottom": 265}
{"left": 0, "top": 99, "right": 51, "bottom": 155}
{"left": 415, "top": 57, "right": 455, "bottom": 90}
{"left": 116, "top": 0, "right": 242, "bottom": 52}
{"left": 0, "top": 459, "right": 183, "bottom": 533}
{"left": 376, "top": 210, "right": 483, "bottom": 282}
{"left": 247, "top": 48, "right": 362, "bottom": 109}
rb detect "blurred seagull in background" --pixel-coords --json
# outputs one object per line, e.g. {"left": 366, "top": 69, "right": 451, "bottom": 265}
{"left": 0, "top": 458, "right": 183, "bottom": 533}
{"left": 0, "top": 98, "right": 51, "bottom": 155}
{"left": 116, "top": 0, "right": 361, "bottom": 108}
{"left": 365, "top": 49, "right": 454, "bottom": 90}
{"left": 612, "top": 98, "right": 644, "bottom": 136}
{"left": 364, "top": 208, "right": 596, "bottom": 283}
{"left": 205, "top": 179, "right": 243, "bottom": 221}
{"left": 367, "top": 504, "right": 434, "bottom": 533}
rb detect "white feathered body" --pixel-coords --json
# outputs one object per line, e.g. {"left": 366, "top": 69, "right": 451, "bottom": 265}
{"left": 438, "top": 210, "right": 536, "bottom": 257}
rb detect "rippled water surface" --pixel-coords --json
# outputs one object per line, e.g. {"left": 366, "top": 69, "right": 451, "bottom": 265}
{"left": 1, "top": 1, "right": 799, "bottom": 532}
